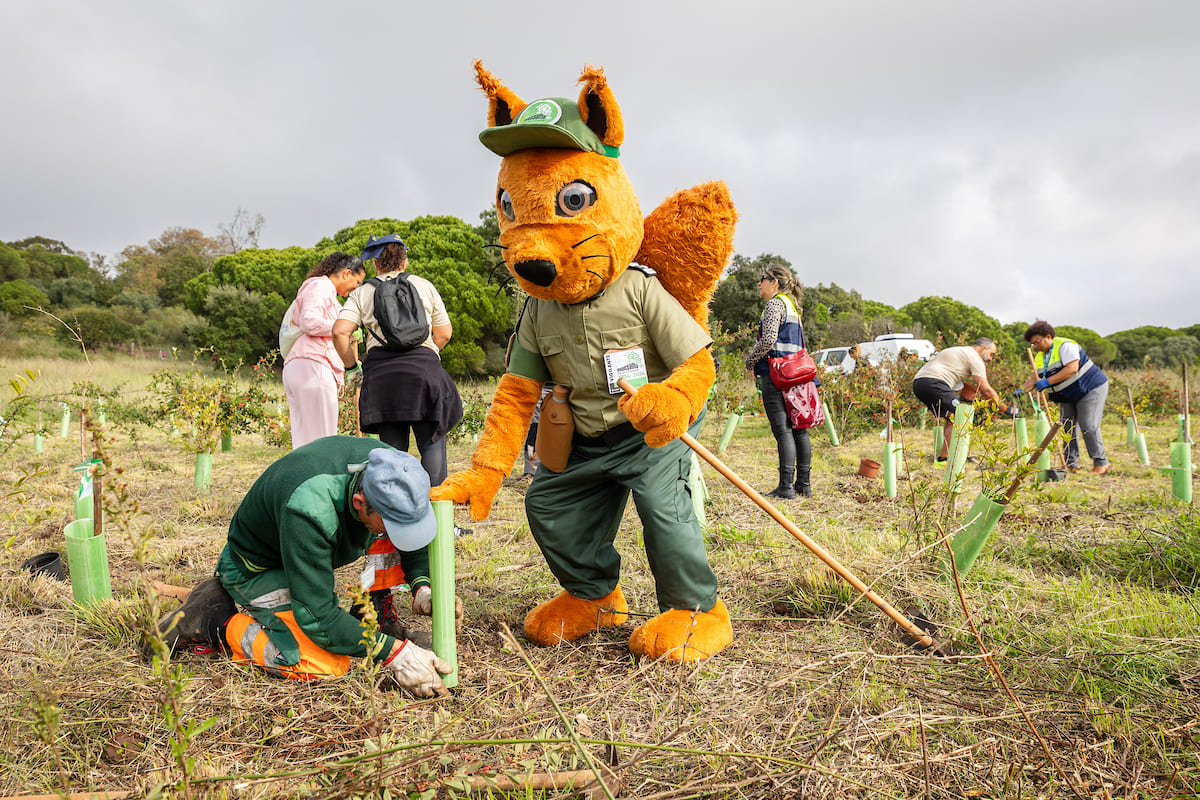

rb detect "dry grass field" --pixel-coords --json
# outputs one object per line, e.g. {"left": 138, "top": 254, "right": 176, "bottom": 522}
{"left": 2, "top": 356, "right": 1198, "bottom": 799}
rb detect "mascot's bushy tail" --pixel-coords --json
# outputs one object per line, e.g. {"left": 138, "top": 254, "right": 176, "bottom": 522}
{"left": 636, "top": 180, "right": 737, "bottom": 330}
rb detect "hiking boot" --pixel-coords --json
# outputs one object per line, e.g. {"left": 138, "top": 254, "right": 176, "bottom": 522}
{"left": 765, "top": 468, "right": 797, "bottom": 499}
{"left": 151, "top": 577, "right": 235, "bottom": 657}
{"left": 794, "top": 467, "right": 812, "bottom": 498}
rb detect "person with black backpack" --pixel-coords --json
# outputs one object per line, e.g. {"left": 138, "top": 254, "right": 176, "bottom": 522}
{"left": 333, "top": 233, "right": 464, "bottom": 484}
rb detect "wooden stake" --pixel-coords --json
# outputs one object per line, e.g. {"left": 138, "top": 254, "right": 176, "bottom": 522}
{"left": 1001, "top": 422, "right": 1063, "bottom": 503}
{"left": 618, "top": 378, "right": 950, "bottom": 656}
{"left": 1184, "top": 362, "right": 1191, "bottom": 443}
{"left": 1127, "top": 386, "right": 1138, "bottom": 433}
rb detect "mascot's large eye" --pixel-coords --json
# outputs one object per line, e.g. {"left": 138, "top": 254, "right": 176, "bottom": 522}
{"left": 498, "top": 189, "right": 515, "bottom": 222}
{"left": 555, "top": 181, "right": 597, "bottom": 217}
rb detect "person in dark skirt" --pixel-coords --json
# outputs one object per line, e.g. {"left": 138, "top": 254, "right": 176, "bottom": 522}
{"left": 332, "top": 234, "right": 469, "bottom": 625}
{"left": 333, "top": 234, "right": 463, "bottom": 484}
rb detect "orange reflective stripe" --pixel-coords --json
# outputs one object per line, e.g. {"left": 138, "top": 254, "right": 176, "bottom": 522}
{"left": 364, "top": 537, "right": 407, "bottom": 592}
{"left": 223, "top": 610, "right": 351, "bottom": 681}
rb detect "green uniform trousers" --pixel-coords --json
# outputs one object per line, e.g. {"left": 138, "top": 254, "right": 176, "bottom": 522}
{"left": 525, "top": 409, "right": 717, "bottom": 613}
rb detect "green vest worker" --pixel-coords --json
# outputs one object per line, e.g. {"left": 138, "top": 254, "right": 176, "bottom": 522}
{"left": 148, "top": 436, "right": 454, "bottom": 697}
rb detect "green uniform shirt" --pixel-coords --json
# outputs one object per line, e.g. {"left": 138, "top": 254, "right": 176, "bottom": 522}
{"left": 512, "top": 267, "right": 712, "bottom": 437}
{"left": 225, "top": 436, "right": 430, "bottom": 660}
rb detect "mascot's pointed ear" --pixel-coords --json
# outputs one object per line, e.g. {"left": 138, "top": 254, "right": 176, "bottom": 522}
{"left": 577, "top": 64, "right": 624, "bottom": 149}
{"left": 474, "top": 59, "right": 527, "bottom": 127}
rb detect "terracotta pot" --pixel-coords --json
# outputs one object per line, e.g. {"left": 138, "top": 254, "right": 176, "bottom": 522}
{"left": 858, "top": 458, "right": 881, "bottom": 478}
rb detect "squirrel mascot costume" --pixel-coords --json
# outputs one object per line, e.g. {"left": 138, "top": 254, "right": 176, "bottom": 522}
{"left": 433, "top": 62, "right": 737, "bottom": 662}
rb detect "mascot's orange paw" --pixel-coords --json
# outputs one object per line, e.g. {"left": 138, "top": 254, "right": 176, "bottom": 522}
{"left": 523, "top": 587, "right": 629, "bottom": 646}
{"left": 628, "top": 598, "right": 732, "bottom": 662}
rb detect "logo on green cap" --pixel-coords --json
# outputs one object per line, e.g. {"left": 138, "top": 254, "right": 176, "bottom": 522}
{"left": 517, "top": 100, "right": 563, "bottom": 126}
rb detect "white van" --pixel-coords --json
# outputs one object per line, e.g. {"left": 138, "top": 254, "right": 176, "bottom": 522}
{"left": 812, "top": 346, "right": 852, "bottom": 372}
{"left": 855, "top": 333, "right": 936, "bottom": 366}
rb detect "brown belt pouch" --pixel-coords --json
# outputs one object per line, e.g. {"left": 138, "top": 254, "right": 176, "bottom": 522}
{"left": 534, "top": 385, "right": 574, "bottom": 473}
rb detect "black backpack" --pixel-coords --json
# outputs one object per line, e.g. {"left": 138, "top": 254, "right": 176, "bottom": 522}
{"left": 364, "top": 274, "right": 430, "bottom": 352}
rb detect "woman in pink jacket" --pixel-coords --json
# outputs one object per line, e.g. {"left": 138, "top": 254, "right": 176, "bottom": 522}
{"left": 283, "top": 252, "right": 365, "bottom": 448}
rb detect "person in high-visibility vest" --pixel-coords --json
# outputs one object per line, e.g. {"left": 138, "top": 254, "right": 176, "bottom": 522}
{"left": 1021, "top": 321, "right": 1110, "bottom": 475}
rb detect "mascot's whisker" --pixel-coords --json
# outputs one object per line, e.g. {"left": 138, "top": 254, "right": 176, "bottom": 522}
{"left": 579, "top": 254, "right": 612, "bottom": 261}
{"left": 571, "top": 233, "right": 601, "bottom": 249}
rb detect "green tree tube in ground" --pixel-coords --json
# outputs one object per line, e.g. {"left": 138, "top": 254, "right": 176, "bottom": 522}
{"left": 689, "top": 452, "right": 708, "bottom": 526}
{"left": 944, "top": 492, "right": 1007, "bottom": 577}
{"left": 34, "top": 433, "right": 43, "bottom": 453}
{"left": 430, "top": 500, "right": 458, "bottom": 688}
{"left": 1169, "top": 442, "right": 1193, "bottom": 503}
{"left": 944, "top": 404, "right": 974, "bottom": 492}
{"left": 75, "top": 475, "right": 93, "bottom": 521}
{"left": 1135, "top": 432, "right": 1150, "bottom": 465}
{"left": 1014, "top": 417, "right": 1029, "bottom": 452}
{"left": 883, "top": 441, "right": 899, "bottom": 498}
{"left": 64, "top": 518, "right": 112, "bottom": 605}
{"left": 194, "top": 452, "right": 213, "bottom": 491}
{"left": 1126, "top": 417, "right": 1136, "bottom": 446}
{"left": 717, "top": 413, "right": 741, "bottom": 454}
{"left": 1033, "top": 413, "right": 1052, "bottom": 471}
{"left": 934, "top": 425, "right": 944, "bottom": 456}
{"left": 59, "top": 405, "right": 70, "bottom": 437}
{"left": 221, "top": 429, "right": 233, "bottom": 452}
{"left": 823, "top": 401, "right": 839, "bottom": 446}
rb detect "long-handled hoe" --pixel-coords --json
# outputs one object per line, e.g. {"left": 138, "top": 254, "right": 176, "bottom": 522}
{"left": 619, "top": 379, "right": 953, "bottom": 657}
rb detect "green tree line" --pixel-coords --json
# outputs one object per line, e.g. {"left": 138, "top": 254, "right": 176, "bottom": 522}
{"left": 3, "top": 221, "right": 1198, "bottom": 374}
{"left": 708, "top": 253, "right": 1199, "bottom": 368}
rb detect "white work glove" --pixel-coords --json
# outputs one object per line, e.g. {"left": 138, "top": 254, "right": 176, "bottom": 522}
{"left": 411, "top": 585, "right": 464, "bottom": 631}
{"left": 343, "top": 363, "right": 364, "bottom": 393}
{"left": 382, "top": 640, "right": 452, "bottom": 698}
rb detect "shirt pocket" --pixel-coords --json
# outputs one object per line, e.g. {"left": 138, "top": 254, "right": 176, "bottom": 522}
{"left": 601, "top": 325, "right": 649, "bottom": 351}
{"left": 535, "top": 335, "right": 566, "bottom": 377}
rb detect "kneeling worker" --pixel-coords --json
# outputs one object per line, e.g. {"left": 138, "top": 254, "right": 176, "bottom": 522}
{"left": 150, "top": 436, "right": 454, "bottom": 697}
{"left": 912, "top": 338, "right": 1017, "bottom": 463}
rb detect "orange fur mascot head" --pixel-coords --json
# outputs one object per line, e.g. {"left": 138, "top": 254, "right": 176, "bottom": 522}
{"left": 432, "top": 62, "right": 737, "bottom": 663}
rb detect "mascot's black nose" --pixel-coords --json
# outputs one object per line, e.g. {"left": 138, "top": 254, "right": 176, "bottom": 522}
{"left": 515, "top": 259, "right": 557, "bottom": 287}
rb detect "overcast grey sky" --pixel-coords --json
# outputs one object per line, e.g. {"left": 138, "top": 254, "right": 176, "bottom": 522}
{"left": 3, "top": 1, "right": 1198, "bottom": 336}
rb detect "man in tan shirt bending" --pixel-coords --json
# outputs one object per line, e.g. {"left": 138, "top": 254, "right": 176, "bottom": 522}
{"left": 912, "top": 338, "right": 1017, "bottom": 463}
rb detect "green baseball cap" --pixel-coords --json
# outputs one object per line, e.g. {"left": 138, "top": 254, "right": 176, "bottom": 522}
{"left": 479, "top": 97, "right": 619, "bottom": 158}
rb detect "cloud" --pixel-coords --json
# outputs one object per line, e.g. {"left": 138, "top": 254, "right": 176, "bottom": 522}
{"left": 2, "top": 0, "right": 1198, "bottom": 335}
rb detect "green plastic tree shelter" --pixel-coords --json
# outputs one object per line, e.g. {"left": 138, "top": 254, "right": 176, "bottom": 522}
{"left": 822, "top": 401, "right": 839, "bottom": 446}
{"left": 1135, "top": 432, "right": 1151, "bottom": 465}
{"left": 944, "top": 403, "right": 974, "bottom": 492}
{"left": 689, "top": 452, "right": 708, "bottom": 528}
{"left": 430, "top": 500, "right": 458, "bottom": 688}
{"left": 1014, "top": 417, "right": 1029, "bottom": 452}
{"left": 59, "top": 403, "right": 70, "bottom": 437}
{"left": 1168, "top": 441, "right": 1193, "bottom": 503}
{"left": 73, "top": 458, "right": 102, "bottom": 522}
{"left": 716, "top": 413, "right": 741, "bottom": 454}
{"left": 946, "top": 421, "right": 1063, "bottom": 576}
{"left": 64, "top": 518, "right": 113, "bottom": 605}
{"left": 194, "top": 453, "right": 213, "bottom": 491}
{"left": 883, "top": 440, "right": 902, "bottom": 498}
